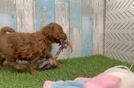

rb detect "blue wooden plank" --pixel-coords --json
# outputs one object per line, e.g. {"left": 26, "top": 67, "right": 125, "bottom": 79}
{"left": 36, "top": 0, "right": 55, "bottom": 30}
{"left": 69, "top": 0, "right": 83, "bottom": 58}
{"left": 69, "top": 0, "right": 82, "bottom": 28}
{"left": 0, "top": 14, "right": 16, "bottom": 29}
{"left": 81, "top": 16, "right": 93, "bottom": 56}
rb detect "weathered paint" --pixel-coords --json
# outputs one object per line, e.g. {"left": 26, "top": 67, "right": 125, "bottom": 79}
{"left": 92, "top": 0, "right": 105, "bottom": 54}
{"left": 54, "top": 0, "right": 70, "bottom": 59}
{"left": 69, "top": 0, "right": 82, "bottom": 28}
{"left": 0, "top": 0, "right": 16, "bottom": 15}
{"left": 55, "top": 0, "right": 69, "bottom": 35}
{"left": 81, "top": 16, "right": 93, "bottom": 56}
{"left": 82, "top": 0, "right": 92, "bottom": 16}
{"left": 69, "top": 0, "right": 83, "bottom": 58}
{"left": 0, "top": 14, "right": 16, "bottom": 29}
{"left": 69, "top": 27, "right": 82, "bottom": 58}
{"left": 36, "top": 0, "right": 55, "bottom": 30}
{"left": 0, "top": 0, "right": 94, "bottom": 59}
{"left": 16, "top": 0, "right": 36, "bottom": 33}
{"left": 0, "top": 0, "right": 16, "bottom": 30}
{"left": 81, "top": 0, "right": 93, "bottom": 56}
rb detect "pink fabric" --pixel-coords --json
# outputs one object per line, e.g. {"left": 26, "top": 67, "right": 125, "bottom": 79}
{"left": 43, "top": 75, "right": 121, "bottom": 88}
{"left": 85, "top": 75, "right": 121, "bottom": 88}
{"left": 43, "top": 81, "right": 52, "bottom": 88}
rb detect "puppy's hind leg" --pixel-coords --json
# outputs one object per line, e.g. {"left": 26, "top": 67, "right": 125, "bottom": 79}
{"left": 46, "top": 52, "right": 62, "bottom": 68}
{"left": 28, "top": 56, "right": 39, "bottom": 75}
{"left": 7, "top": 56, "right": 26, "bottom": 70}
{"left": 0, "top": 57, "right": 5, "bottom": 69}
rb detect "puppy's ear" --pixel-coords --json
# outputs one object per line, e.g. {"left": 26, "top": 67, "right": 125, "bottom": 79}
{"left": 41, "top": 25, "right": 53, "bottom": 37}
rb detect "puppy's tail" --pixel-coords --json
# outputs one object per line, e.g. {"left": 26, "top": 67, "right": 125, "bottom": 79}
{"left": 0, "top": 26, "right": 15, "bottom": 35}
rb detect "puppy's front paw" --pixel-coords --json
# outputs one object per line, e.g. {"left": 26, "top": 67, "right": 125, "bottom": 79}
{"left": 15, "top": 64, "right": 27, "bottom": 70}
{"left": 31, "top": 70, "right": 39, "bottom": 75}
{"left": 55, "top": 62, "right": 62, "bottom": 68}
{"left": 0, "top": 65, "right": 2, "bottom": 69}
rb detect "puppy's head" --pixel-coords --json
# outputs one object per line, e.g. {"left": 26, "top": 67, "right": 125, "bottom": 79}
{"left": 42, "top": 23, "right": 67, "bottom": 44}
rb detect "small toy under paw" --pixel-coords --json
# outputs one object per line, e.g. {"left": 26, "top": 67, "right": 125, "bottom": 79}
{"left": 38, "top": 59, "right": 53, "bottom": 69}
{"left": 38, "top": 39, "right": 73, "bottom": 70}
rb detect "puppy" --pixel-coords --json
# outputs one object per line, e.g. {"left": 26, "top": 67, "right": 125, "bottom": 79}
{"left": 0, "top": 23, "right": 71, "bottom": 74}
{"left": 0, "top": 27, "right": 16, "bottom": 67}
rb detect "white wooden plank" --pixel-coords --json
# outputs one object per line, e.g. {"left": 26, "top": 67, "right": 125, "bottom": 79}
{"left": 15, "top": 0, "right": 36, "bottom": 33}
{"left": 92, "top": 0, "right": 105, "bottom": 54}
{"left": 82, "top": 0, "right": 92, "bottom": 16}
{"left": 0, "top": 0, "right": 16, "bottom": 15}
{"left": 54, "top": 0, "right": 70, "bottom": 59}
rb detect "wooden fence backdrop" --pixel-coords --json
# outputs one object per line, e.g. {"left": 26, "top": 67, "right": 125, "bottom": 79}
{"left": 0, "top": 0, "right": 102, "bottom": 59}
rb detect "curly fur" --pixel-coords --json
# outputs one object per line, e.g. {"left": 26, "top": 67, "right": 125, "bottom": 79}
{"left": 0, "top": 23, "right": 67, "bottom": 74}
{"left": 0, "top": 26, "right": 15, "bottom": 35}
